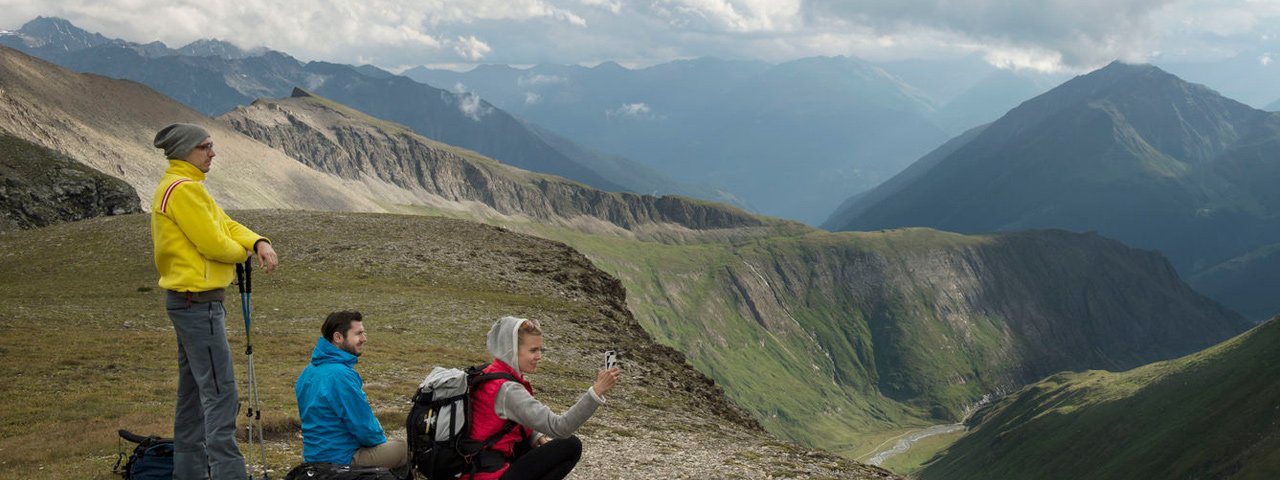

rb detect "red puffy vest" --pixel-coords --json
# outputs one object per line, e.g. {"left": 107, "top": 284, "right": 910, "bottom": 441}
{"left": 465, "top": 360, "right": 533, "bottom": 480}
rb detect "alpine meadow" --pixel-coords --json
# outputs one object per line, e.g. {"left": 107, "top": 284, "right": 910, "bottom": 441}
{"left": 2, "top": 5, "right": 1279, "bottom": 480}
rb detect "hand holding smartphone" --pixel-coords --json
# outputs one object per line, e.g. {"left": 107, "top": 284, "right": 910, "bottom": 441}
{"left": 604, "top": 350, "right": 618, "bottom": 370}
{"left": 594, "top": 350, "right": 622, "bottom": 397}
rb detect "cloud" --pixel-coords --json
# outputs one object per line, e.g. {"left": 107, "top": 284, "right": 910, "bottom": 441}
{"left": 1262, "top": 54, "right": 1273, "bottom": 66}
{"left": 649, "top": 0, "right": 803, "bottom": 32}
{"left": 606, "top": 102, "right": 653, "bottom": 120}
{"left": 0, "top": 0, "right": 589, "bottom": 66}
{"left": 577, "top": 0, "right": 622, "bottom": 15}
{"left": 524, "top": 92, "right": 542, "bottom": 105}
{"left": 800, "top": 0, "right": 1177, "bottom": 71}
{"left": 450, "top": 82, "right": 493, "bottom": 121}
{"left": 452, "top": 35, "right": 492, "bottom": 61}
{"left": 517, "top": 73, "right": 567, "bottom": 87}
{"left": 5, "top": 0, "right": 1280, "bottom": 73}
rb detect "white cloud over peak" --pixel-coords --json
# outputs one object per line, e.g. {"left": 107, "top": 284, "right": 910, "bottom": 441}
{"left": 449, "top": 82, "right": 493, "bottom": 121}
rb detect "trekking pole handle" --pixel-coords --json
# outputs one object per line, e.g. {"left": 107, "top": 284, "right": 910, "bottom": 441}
{"left": 235, "top": 263, "right": 245, "bottom": 294}
{"left": 243, "top": 258, "right": 253, "bottom": 294}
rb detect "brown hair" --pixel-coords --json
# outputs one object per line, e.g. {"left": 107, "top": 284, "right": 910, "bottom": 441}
{"left": 322, "top": 310, "right": 363, "bottom": 342}
{"left": 517, "top": 319, "right": 543, "bottom": 346}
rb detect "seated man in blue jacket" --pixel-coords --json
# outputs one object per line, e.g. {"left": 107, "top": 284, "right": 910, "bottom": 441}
{"left": 295, "top": 310, "right": 407, "bottom": 469}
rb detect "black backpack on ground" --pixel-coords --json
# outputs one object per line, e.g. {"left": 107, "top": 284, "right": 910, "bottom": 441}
{"left": 283, "top": 462, "right": 402, "bottom": 480}
{"left": 113, "top": 429, "right": 173, "bottom": 480}
{"left": 407, "top": 364, "right": 522, "bottom": 479}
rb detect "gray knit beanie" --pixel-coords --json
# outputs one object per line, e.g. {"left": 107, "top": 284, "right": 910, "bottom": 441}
{"left": 153, "top": 123, "right": 210, "bottom": 159}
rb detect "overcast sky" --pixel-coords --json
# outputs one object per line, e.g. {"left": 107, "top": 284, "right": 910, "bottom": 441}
{"left": 2, "top": 0, "right": 1278, "bottom": 73}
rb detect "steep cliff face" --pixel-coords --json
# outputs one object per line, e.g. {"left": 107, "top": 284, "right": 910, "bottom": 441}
{"left": 0, "top": 133, "right": 140, "bottom": 232}
{"left": 590, "top": 227, "right": 1251, "bottom": 452}
{"left": 219, "top": 91, "right": 769, "bottom": 232}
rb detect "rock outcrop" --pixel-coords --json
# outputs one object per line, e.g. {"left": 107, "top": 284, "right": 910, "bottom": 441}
{"left": 220, "top": 91, "right": 771, "bottom": 232}
{"left": 0, "top": 133, "right": 140, "bottom": 232}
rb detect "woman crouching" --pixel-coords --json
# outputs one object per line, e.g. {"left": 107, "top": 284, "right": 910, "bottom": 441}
{"left": 466, "top": 316, "right": 621, "bottom": 480}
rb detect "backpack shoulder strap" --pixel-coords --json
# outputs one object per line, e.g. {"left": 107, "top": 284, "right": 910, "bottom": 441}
{"left": 467, "top": 370, "right": 525, "bottom": 449}
{"left": 469, "top": 372, "right": 519, "bottom": 388}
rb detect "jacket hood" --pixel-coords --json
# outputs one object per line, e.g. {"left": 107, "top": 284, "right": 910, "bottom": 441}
{"left": 487, "top": 316, "right": 530, "bottom": 373}
{"left": 309, "top": 337, "right": 358, "bottom": 368}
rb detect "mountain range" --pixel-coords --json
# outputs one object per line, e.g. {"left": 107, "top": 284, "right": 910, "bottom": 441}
{"left": 218, "top": 88, "right": 768, "bottom": 233}
{"left": 0, "top": 16, "right": 724, "bottom": 203}
{"left": 827, "top": 61, "right": 1280, "bottom": 321}
{"left": 1, "top": 20, "right": 1273, "bottom": 476}
{"left": 410, "top": 56, "right": 965, "bottom": 224}
{"left": 0, "top": 45, "right": 763, "bottom": 238}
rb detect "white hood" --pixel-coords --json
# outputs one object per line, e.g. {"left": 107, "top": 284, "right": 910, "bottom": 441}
{"left": 487, "top": 315, "right": 529, "bottom": 372}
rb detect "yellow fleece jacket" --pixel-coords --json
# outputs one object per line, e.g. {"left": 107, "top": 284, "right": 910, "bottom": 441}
{"left": 151, "top": 160, "right": 267, "bottom": 292}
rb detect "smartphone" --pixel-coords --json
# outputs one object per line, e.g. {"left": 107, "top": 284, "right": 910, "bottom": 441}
{"left": 604, "top": 350, "right": 618, "bottom": 370}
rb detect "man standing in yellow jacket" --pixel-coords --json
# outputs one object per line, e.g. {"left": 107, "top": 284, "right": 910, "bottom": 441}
{"left": 151, "top": 123, "right": 278, "bottom": 480}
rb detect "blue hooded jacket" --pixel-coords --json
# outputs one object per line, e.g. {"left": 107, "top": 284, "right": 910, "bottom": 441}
{"left": 295, "top": 337, "right": 387, "bottom": 463}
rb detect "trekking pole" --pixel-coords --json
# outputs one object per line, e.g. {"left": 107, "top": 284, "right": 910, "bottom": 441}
{"left": 237, "top": 259, "right": 270, "bottom": 480}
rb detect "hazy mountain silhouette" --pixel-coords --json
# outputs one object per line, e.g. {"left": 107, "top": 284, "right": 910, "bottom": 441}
{"left": 411, "top": 55, "right": 951, "bottom": 225}
{"left": 826, "top": 61, "right": 1280, "bottom": 320}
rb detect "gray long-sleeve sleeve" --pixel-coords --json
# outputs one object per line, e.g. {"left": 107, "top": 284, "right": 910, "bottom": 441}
{"left": 494, "top": 382, "right": 604, "bottom": 439}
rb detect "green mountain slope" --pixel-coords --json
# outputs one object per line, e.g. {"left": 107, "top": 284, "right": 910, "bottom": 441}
{"left": 533, "top": 225, "right": 1252, "bottom": 457}
{"left": 920, "top": 317, "right": 1280, "bottom": 479}
{"left": 0, "top": 212, "right": 893, "bottom": 479}
{"left": 826, "top": 61, "right": 1280, "bottom": 320}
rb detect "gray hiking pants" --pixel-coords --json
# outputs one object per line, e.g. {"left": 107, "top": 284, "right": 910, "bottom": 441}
{"left": 166, "top": 291, "right": 248, "bottom": 480}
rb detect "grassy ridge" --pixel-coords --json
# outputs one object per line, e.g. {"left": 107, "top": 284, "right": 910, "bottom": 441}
{"left": 1, "top": 211, "right": 887, "bottom": 479}
{"left": 920, "top": 318, "right": 1280, "bottom": 479}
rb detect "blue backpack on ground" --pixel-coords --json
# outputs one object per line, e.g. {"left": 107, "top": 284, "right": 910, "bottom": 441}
{"left": 113, "top": 429, "right": 173, "bottom": 480}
